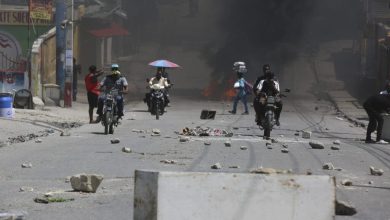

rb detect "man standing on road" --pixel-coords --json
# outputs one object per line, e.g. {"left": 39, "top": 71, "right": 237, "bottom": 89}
{"left": 229, "top": 63, "right": 249, "bottom": 115}
{"left": 85, "top": 65, "right": 103, "bottom": 123}
{"left": 363, "top": 93, "right": 390, "bottom": 144}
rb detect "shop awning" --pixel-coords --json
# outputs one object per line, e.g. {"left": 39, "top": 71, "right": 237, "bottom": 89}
{"left": 88, "top": 23, "right": 129, "bottom": 38}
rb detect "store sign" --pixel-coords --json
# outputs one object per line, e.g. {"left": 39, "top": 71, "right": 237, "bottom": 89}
{"left": 0, "top": 10, "right": 53, "bottom": 25}
{"left": 29, "top": 0, "right": 53, "bottom": 20}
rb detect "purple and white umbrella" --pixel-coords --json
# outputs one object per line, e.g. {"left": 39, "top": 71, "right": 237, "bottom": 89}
{"left": 148, "top": 60, "right": 180, "bottom": 68}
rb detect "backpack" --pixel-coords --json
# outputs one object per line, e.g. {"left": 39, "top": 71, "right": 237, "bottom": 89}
{"left": 244, "top": 80, "right": 253, "bottom": 95}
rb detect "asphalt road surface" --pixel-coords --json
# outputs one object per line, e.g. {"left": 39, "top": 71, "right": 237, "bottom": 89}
{"left": 1, "top": 59, "right": 390, "bottom": 219}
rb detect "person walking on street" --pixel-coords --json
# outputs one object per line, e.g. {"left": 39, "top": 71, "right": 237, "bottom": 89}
{"left": 363, "top": 93, "right": 390, "bottom": 144}
{"left": 229, "top": 64, "right": 249, "bottom": 115}
{"left": 84, "top": 65, "right": 103, "bottom": 123}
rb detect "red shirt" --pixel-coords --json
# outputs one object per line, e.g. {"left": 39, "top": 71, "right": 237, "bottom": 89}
{"left": 85, "top": 73, "right": 100, "bottom": 95}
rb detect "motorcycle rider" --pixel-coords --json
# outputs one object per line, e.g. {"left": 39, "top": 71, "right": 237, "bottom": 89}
{"left": 254, "top": 70, "right": 283, "bottom": 126}
{"left": 96, "top": 64, "right": 128, "bottom": 121}
{"left": 148, "top": 67, "right": 170, "bottom": 106}
{"left": 253, "top": 64, "right": 271, "bottom": 93}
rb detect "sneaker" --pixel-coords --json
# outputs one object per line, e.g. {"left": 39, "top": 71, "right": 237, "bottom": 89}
{"left": 228, "top": 111, "right": 236, "bottom": 114}
{"left": 242, "top": 112, "right": 249, "bottom": 115}
{"left": 365, "top": 139, "right": 376, "bottom": 144}
{"left": 376, "top": 140, "right": 389, "bottom": 144}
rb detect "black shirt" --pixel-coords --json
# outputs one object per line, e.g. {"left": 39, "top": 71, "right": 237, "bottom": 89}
{"left": 363, "top": 94, "right": 390, "bottom": 112}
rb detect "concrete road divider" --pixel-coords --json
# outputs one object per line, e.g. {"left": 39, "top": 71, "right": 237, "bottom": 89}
{"left": 133, "top": 170, "right": 336, "bottom": 220}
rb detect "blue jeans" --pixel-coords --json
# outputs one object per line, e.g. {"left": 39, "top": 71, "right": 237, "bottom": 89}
{"left": 232, "top": 94, "right": 248, "bottom": 113}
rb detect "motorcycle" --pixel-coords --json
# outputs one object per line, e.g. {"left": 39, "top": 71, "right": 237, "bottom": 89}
{"left": 102, "top": 89, "right": 120, "bottom": 134}
{"left": 149, "top": 84, "right": 166, "bottom": 120}
{"left": 258, "top": 94, "right": 279, "bottom": 139}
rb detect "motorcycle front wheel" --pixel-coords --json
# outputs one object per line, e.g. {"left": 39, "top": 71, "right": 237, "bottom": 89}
{"left": 155, "top": 101, "right": 160, "bottom": 120}
{"left": 263, "top": 112, "right": 273, "bottom": 138}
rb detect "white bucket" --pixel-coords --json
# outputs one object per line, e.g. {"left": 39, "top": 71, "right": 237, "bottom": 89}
{"left": 0, "top": 108, "right": 15, "bottom": 118}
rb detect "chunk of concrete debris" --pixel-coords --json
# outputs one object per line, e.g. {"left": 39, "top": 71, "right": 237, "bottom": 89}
{"left": 152, "top": 129, "right": 161, "bottom": 134}
{"left": 110, "top": 138, "right": 120, "bottom": 144}
{"left": 34, "top": 197, "right": 74, "bottom": 204}
{"left": 0, "top": 211, "right": 26, "bottom": 220}
{"left": 204, "top": 141, "right": 211, "bottom": 146}
{"left": 282, "top": 144, "right": 288, "bottom": 148}
{"left": 122, "top": 147, "right": 132, "bottom": 153}
{"left": 271, "top": 138, "right": 278, "bottom": 143}
{"left": 60, "top": 130, "right": 70, "bottom": 137}
{"left": 251, "top": 167, "right": 292, "bottom": 175}
{"left": 19, "top": 187, "right": 34, "bottom": 192}
{"left": 160, "top": 160, "right": 177, "bottom": 164}
{"left": 224, "top": 141, "right": 231, "bottom": 147}
{"left": 229, "top": 165, "right": 240, "bottom": 169}
{"left": 335, "top": 200, "right": 357, "bottom": 216}
{"left": 0, "top": 141, "right": 9, "bottom": 148}
{"left": 331, "top": 145, "right": 340, "bottom": 150}
{"left": 35, "top": 139, "right": 42, "bottom": 143}
{"left": 322, "top": 163, "right": 334, "bottom": 170}
{"left": 333, "top": 140, "right": 341, "bottom": 145}
{"left": 211, "top": 163, "right": 222, "bottom": 169}
{"left": 309, "top": 141, "right": 325, "bottom": 149}
{"left": 369, "top": 166, "right": 384, "bottom": 176}
{"left": 340, "top": 179, "right": 353, "bottom": 186}
{"left": 281, "top": 148, "right": 289, "bottom": 153}
{"left": 368, "top": 181, "right": 374, "bottom": 185}
{"left": 306, "top": 169, "right": 313, "bottom": 175}
{"left": 21, "top": 163, "right": 32, "bottom": 168}
{"left": 179, "top": 136, "right": 190, "bottom": 143}
{"left": 302, "top": 131, "right": 312, "bottom": 139}
{"left": 240, "top": 146, "right": 248, "bottom": 150}
{"left": 132, "top": 129, "right": 145, "bottom": 133}
{"left": 70, "top": 174, "right": 104, "bottom": 193}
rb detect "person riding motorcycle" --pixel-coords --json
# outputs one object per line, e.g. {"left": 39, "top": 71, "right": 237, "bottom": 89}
{"left": 253, "top": 70, "right": 283, "bottom": 126}
{"left": 96, "top": 64, "right": 128, "bottom": 121}
{"left": 253, "top": 64, "right": 271, "bottom": 94}
{"left": 147, "top": 67, "right": 170, "bottom": 106}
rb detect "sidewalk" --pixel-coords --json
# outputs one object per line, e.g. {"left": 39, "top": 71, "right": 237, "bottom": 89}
{"left": 314, "top": 40, "right": 368, "bottom": 128}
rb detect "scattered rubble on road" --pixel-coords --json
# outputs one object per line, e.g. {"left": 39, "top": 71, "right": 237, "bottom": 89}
{"left": 322, "top": 163, "right": 334, "bottom": 170}
{"left": 160, "top": 160, "right": 177, "bottom": 164}
{"left": 35, "top": 139, "right": 43, "bottom": 143}
{"left": 271, "top": 138, "right": 278, "bottom": 143}
{"left": 122, "top": 147, "right": 132, "bottom": 153}
{"left": 240, "top": 146, "right": 248, "bottom": 150}
{"left": 281, "top": 148, "right": 289, "bottom": 153}
{"left": 204, "top": 141, "right": 211, "bottom": 146}
{"left": 251, "top": 167, "right": 292, "bottom": 175}
{"left": 70, "top": 174, "right": 104, "bottom": 193}
{"left": 335, "top": 200, "right": 357, "bottom": 216}
{"left": 331, "top": 145, "right": 340, "bottom": 150}
{"left": 152, "top": 128, "right": 161, "bottom": 134}
{"left": 21, "top": 163, "right": 32, "bottom": 168}
{"left": 341, "top": 179, "right": 353, "bottom": 186}
{"left": 211, "top": 163, "right": 222, "bottom": 169}
{"left": 181, "top": 127, "right": 233, "bottom": 137}
{"left": 179, "top": 136, "right": 190, "bottom": 143}
{"left": 229, "top": 165, "right": 240, "bottom": 169}
{"left": 111, "top": 139, "right": 120, "bottom": 144}
{"left": 34, "top": 197, "right": 74, "bottom": 204}
{"left": 0, "top": 211, "right": 27, "bottom": 219}
{"left": 19, "top": 187, "right": 34, "bottom": 192}
{"left": 224, "top": 141, "right": 231, "bottom": 147}
{"left": 369, "top": 166, "right": 384, "bottom": 176}
{"left": 302, "top": 131, "right": 312, "bottom": 139}
{"left": 333, "top": 140, "right": 341, "bottom": 145}
{"left": 60, "top": 129, "right": 71, "bottom": 137}
{"left": 309, "top": 141, "right": 325, "bottom": 149}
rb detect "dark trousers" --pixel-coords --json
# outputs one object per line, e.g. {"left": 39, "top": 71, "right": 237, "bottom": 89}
{"left": 364, "top": 106, "right": 384, "bottom": 141}
{"left": 232, "top": 94, "right": 248, "bottom": 113}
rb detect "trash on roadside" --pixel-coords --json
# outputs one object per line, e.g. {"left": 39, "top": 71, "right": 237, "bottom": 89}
{"left": 34, "top": 197, "right": 74, "bottom": 204}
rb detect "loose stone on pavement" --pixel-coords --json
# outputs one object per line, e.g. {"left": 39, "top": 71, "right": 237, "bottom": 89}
{"left": 204, "top": 141, "right": 211, "bottom": 146}
{"left": 370, "top": 166, "right": 384, "bottom": 176}
{"left": 281, "top": 148, "right": 289, "bottom": 153}
{"left": 35, "top": 139, "right": 43, "bottom": 143}
{"left": 179, "top": 136, "right": 190, "bottom": 143}
{"left": 19, "top": 187, "right": 34, "bottom": 192}
{"left": 309, "top": 141, "right": 325, "bottom": 149}
{"left": 322, "top": 163, "right": 334, "bottom": 170}
{"left": 341, "top": 179, "right": 353, "bottom": 186}
{"left": 111, "top": 138, "right": 120, "bottom": 144}
{"left": 70, "top": 174, "right": 104, "bottom": 193}
{"left": 331, "top": 145, "right": 340, "bottom": 150}
{"left": 21, "top": 163, "right": 32, "bottom": 168}
{"left": 60, "top": 129, "right": 71, "bottom": 137}
{"left": 211, "top": 163, "right": 222, "bottom": 169}
{"left": 122, "top": 147, "right": 132, "bottom": 153}
{"left": 160, "top": 160, "right": 177, "bottom": 164}
{"left": 302, "top": 130, "right": 312, "bottom": 139}
{"left": 240, "top": 146, "right": 248, "bottom": 150}
{"left": 333, "top": 140, "right": 341, "bottom": 145}
{"left": 251, "top": 167, "right": 292, "bottom": 174}
{"left": 224, "top": 141, "right": 231, "bottom": 147}
{"left": 229, "top": 165, "right": 240, "bottom": 169}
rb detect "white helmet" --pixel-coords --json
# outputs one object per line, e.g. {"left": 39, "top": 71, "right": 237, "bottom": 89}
{"left": 233, "top": 61, "right": 246, "bottom": 72}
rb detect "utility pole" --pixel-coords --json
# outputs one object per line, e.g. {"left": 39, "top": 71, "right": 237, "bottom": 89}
{"left": 55, "top": 0, "right": 66, "bottom": 104}
{"left": 64, "top": 0, "right": 74, "bottom": 107}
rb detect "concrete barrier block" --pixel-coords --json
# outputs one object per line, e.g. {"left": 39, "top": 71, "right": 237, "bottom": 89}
{"left": 133, "top": 170, "right": 336, "bottom": 220}
{"left": 382, "top": 115, "right": 390, "bottom": 141}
